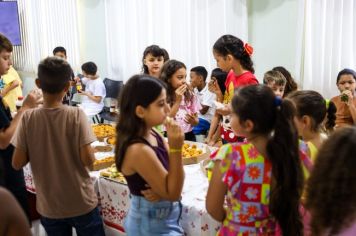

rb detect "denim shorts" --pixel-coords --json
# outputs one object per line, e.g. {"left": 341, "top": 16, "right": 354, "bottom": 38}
{"left": 124, "top": 195, "right": 184, "bottom": 235}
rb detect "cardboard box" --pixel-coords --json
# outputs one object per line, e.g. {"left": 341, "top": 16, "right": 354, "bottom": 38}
{"left": 182, "top": 141, "right": 210, "bottom": 165}
{"left": 90, "top": 157, "right": 115, "bottom": 171}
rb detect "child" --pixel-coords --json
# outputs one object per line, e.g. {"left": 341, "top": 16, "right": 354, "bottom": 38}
{"left": 190, "top": 66, "right": 216, "bottom": 136}
{"left": 78, "top": 61, "right": 106, "bottom": 117}
{"left": 306, "top": 127, "right": 356, "bottom": 235}
{"left": 0, "top": 33, "right": 40, "bottom": 222}
{"left": 288, "top": 90, "right": 336, "bottom": 161}
{"left": 1, "top": 66, "right": 22, "bottom": 112}
{"left": 142, "top": 45, "right": 166, "bottom": 78}
{"left": 115, "top": 75, "right": 184, "bottom": 235}
{"left": 212, "top": 34, "right": 258, "bottom": 143}
{"left": 263, "top": 70, "right": 287, "bottom": 97}
{"left": 11, "top": 57, "right": 105, "bottom": 235}
{"left": 160, "top": 60, "right": 201, "bottom": 141}
{"left": 0, "top": 187, "right": 31, "bottom": 236}
{"left": 206, "top": 85, "right": 305, "bottom": 235}
{"left": 53, "top": 46, "right": 75, "bottom": 105}
{"left": 331, "top": 68, "right": 356, "bottom": 127}
{"left": 206, "top": 68, "right": 228, "bottom": 146}
{"left": 272, "top": 66, "right": 298, "bottom": 97}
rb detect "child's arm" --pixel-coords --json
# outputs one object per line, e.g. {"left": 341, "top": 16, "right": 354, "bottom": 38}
{"left": 12, "top": 148, "right": 29, "bottom": 170}
{"left": 0, "top": 91, "right": 39, "bottom": 149}
{"left": 80, "top": 143, "right": 95, "bottom": 168}
{"left": 80, "top": 91, "right": 102, "bottom": 103}
{"left": 200, "top": 105, "right": 210, "bottom": 115}
{"left": 206, "top": 160, "right": 227, "bottom": 222}
{"left": 125, "top": 120, "right": 184, "bottom": 201}
{"left": 206, "top": 114, "right": 221, "bottom": 145}
{"left": 0, "top": 80, "right": 19, "bottom": 97}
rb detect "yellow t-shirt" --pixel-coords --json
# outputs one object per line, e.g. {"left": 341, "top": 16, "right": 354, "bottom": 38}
{"left": 2, "top": 66, "right": 23, "bottom": 112}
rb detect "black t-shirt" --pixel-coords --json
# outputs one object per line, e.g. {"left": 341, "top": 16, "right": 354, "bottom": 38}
{"left": 0, "top": 97, "right": 14, "bottom": 157}
{"left": 0, "top": 97, "right": 15, "bottom": 187}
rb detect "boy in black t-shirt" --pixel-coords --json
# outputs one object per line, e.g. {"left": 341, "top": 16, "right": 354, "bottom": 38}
{"left": 0, "top": 33, "right": 40, "bottom": 221}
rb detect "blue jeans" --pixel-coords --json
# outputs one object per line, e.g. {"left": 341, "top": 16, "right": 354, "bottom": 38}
{"left": 40, "top": 207, "right": 105, "bottom": 236}
{"left": 124, "top": 195, "right": 183, "bottom": 235}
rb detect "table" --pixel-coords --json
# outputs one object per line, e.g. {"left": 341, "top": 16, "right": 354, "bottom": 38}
{"left": 23, "top": 143, "right": 221, "bottom": 235}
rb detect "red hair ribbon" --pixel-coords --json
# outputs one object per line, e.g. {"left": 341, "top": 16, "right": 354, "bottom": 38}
{"left": 244, "top": 43, "right": 253, "bottom": 56}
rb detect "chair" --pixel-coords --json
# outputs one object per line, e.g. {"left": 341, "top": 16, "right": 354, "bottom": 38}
{"left": 99, "top": 78, "right": 123, "bottom": 123}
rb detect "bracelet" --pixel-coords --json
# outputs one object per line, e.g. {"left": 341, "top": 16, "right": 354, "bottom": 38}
{"left": 169, "top": 148, "right": 182, "bottom": 153}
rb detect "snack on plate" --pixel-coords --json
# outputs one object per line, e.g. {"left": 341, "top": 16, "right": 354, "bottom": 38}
{"left": 182, "top": 143, "right": 203, "bottom": 158}
{"left": 100, "top": 164, "right": 127, "bottom": 184}
{"left": 93, "top": 156, "right": 115, "bottom": 165}
{"left": 106, "top": 136, "right": 116, "bottom": 145}
{"left": 92, "top": 124, "right": 116, "bottom": 141}
{"left": 94, "top": 145, "right": 113, "bottom": 153}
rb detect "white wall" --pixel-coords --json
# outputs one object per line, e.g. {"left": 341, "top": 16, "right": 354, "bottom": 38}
{"left": 77, "top": 0, "right": 108, "bottom": 78}
{"left": 248, "top": 0, "right": 299, "bottom": 83}
{"left": 18, "top": 0, "right": 299, "bottom": 86}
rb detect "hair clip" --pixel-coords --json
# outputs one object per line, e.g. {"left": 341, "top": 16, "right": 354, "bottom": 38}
{"left": 244, "top": 43, "right": 254, "bottom": 56}
{"left": 325, "top": 99, "right": 330, "bottom": 109}
{"left": 274, "top": 96, "right": 282, "bottom": 108}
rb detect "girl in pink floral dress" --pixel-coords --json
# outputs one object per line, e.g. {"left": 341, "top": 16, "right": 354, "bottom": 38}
{"left": 160, "top": 60, "right": 201, "bottom": 141}
{"left": 206, "top": 85, "right": 305, "bottom": 235}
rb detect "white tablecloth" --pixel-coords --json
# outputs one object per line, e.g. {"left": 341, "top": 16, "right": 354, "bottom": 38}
{"left": 23, "top": 142, "right": 221, "bottom": 235}
{"left": 97, "top": 164, "right": 221, "bottom": 235}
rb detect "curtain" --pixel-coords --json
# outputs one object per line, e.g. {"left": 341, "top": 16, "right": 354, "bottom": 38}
{"left": 11, "top": 0, "right": 81, "bottom": 73}
{"left": 296, "top": 0, "right": 356, "bottom": 98}
{"left": 104, "top": 0, "right": 248, "bottom": 82}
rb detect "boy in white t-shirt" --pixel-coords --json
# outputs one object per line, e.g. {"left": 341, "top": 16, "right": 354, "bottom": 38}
{"left": 190, "top": 66, "right": 216, "bottom": 135}
{"left": 78, "top": 62, "right": 106, "bottom": 116}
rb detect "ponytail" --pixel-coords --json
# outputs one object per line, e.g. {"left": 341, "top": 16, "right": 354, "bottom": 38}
{"left": 325, "top": 100, "right": 336, "bottom": 133}
{"left": 266, "top": 99, "right": 304, "bottom": 236}
{"left": 239, "top": 53, "right": 255, "bottom": 74}
{"left": 213, "top": 34, "right": 255, "bottom": 74}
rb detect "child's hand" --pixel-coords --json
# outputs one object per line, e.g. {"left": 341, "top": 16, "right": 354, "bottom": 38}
{"left": 184, "top": 113, "right": 198, "bottom": 126}
{"left": 9, "top": 80, "right": 20, "bottom": 90}
{"left": 341, "top": 90, "right": 354, "bottom": 106}
{"left": 165, "top": 117, "right": 184, "bottom": 150}
{"left": 215, "top": 101, "right": 231, "bottom": 116}
{"left": 141, "top": 184, "right": 161, "bottom": 202}
{"left": 22, "top": 90, "right": 42, "bottom": 109}
{"left": 208, "top": 78, "right": 222, "bottom": 96}
{"left": 175, "top": 84, "right": 187, "bottom": 102}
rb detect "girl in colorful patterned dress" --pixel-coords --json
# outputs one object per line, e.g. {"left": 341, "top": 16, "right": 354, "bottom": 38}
{"left": 160, "top": 60, "right": 201, "bottom": 141}
{"left": 206, "top": 85, "right": 305, "bottom": 235}
{"left": 287, "top": 90, "right": 336, "bottom": 162}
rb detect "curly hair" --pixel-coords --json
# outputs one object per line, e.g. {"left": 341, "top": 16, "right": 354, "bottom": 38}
{"left": 306, "top": 127, "right": 356, "bottom": 235}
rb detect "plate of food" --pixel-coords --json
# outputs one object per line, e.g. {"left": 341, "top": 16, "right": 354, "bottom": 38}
{"left": 92, "top": 124, "right": 116, "bottom": 141}
{"left": 182, "top": 141, "right": 210, "bottom": 165}
{"left": 91, "top": 156, "right": 115, "bottom": 171}
{"left": 100, "top": 164, "right": 127, "bottom": 185}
